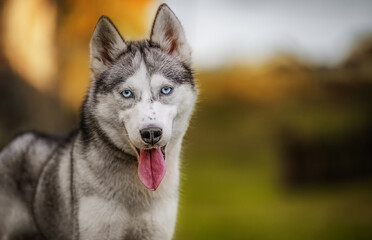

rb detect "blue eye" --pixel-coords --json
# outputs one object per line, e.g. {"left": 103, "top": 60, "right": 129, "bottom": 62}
{"left": 121, "top": 90, "right": 133, "bottom": 98}
{"left": 161, "top": 86, "right": 173, "bottom": 95}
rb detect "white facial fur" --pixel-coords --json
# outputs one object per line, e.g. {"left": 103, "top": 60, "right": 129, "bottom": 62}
{"left": 93, "top": 60, "right": 196, "bottom": 157}
{"left": 118, "top": 61, "right": 177, "bottom": 150}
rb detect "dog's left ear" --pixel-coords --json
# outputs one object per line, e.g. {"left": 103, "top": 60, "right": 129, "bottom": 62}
{"left": 150, "top": 4, "right": 191, "bottom": 64}
{"left": 90, "top": 16, "right": 127, "bottom": 77}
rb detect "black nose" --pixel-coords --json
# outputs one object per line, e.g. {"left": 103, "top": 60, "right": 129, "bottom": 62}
{"left": 140, "top": 127, "right": 162, "bottom": 145}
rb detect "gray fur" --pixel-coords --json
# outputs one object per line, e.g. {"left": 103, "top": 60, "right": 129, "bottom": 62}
{"left": 94, "top": 40, "right": 194, "bottom": 95}
{"left": 0, "top": 4, "right": 197, "bottom": 240}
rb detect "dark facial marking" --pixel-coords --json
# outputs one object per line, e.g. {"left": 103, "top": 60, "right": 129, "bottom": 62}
{"left": 93, "top": 40, "right": 194, "bottom": 95}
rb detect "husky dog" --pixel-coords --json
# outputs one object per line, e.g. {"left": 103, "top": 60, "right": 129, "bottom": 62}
{"left": 0, "top": 4, "right": 197, "bottom": 240}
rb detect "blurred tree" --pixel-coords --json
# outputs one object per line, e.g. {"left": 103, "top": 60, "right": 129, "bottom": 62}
{"left": 0, "top": 0, "right": 74, "bottom": 147}
{"left": 2, "top": 0, "right": 57, "bottom": 92}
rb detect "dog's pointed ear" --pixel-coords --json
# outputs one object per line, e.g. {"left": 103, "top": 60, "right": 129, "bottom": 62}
{"left": 150, "top": 4, "right": 191, "bottom": 64}
{"left": 90, "top": 16, "right": 126, "bottom": 76}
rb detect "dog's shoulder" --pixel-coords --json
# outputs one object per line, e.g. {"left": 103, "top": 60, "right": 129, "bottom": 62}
{"left": 2, "top": 131, "right": 62, "bottom": 151}
{"left": 0, "top": 131, "right": 65, "bottom": 189}
{"left": 1, "top": 131, "right": 63, "bottom": 163}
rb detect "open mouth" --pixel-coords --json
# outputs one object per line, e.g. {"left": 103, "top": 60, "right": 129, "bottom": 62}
{"left": 136, "top": 145, "right": 167, "bottom": 191}
{"left": 135, "top": 145, "right": 166, "bottom": 160}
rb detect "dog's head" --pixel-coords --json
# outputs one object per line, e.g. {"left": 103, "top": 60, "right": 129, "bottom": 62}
{"left": 85, "top": 4, "right": 197, "bottom": 190}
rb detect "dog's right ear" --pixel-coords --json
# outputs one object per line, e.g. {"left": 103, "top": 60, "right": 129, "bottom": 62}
{"left": 90, "top": 16, "right": 126, "bottom": 77}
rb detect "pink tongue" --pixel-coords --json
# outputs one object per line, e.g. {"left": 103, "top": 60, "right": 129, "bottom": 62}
{"left": 138, "top": 148, "right": 166, "bottom": 190}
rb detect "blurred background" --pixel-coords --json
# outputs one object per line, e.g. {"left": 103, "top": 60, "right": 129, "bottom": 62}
{"left": 0, "top": 0, "right": 372, "bottom": 239}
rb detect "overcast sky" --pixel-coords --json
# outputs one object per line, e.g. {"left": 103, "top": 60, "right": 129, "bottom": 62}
{"left": 163, "top": 0, "right": 372, "bottom": 68}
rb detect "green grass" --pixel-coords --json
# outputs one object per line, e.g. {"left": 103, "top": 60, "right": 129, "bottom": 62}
{"left": 173, "top": 99, "right": 372, "bottom": 240}
{"left": 176, "top": 159, "right": 372, "bottom": 240}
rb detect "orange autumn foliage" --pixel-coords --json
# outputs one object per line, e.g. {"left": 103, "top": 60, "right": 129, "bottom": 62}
{"left": 58, "top": 0, "right": 155, "bottom": 110}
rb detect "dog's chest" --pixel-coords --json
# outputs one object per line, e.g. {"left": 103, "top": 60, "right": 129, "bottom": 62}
{"left": 78, "top": 195, "right": 177, "bottom": 240}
